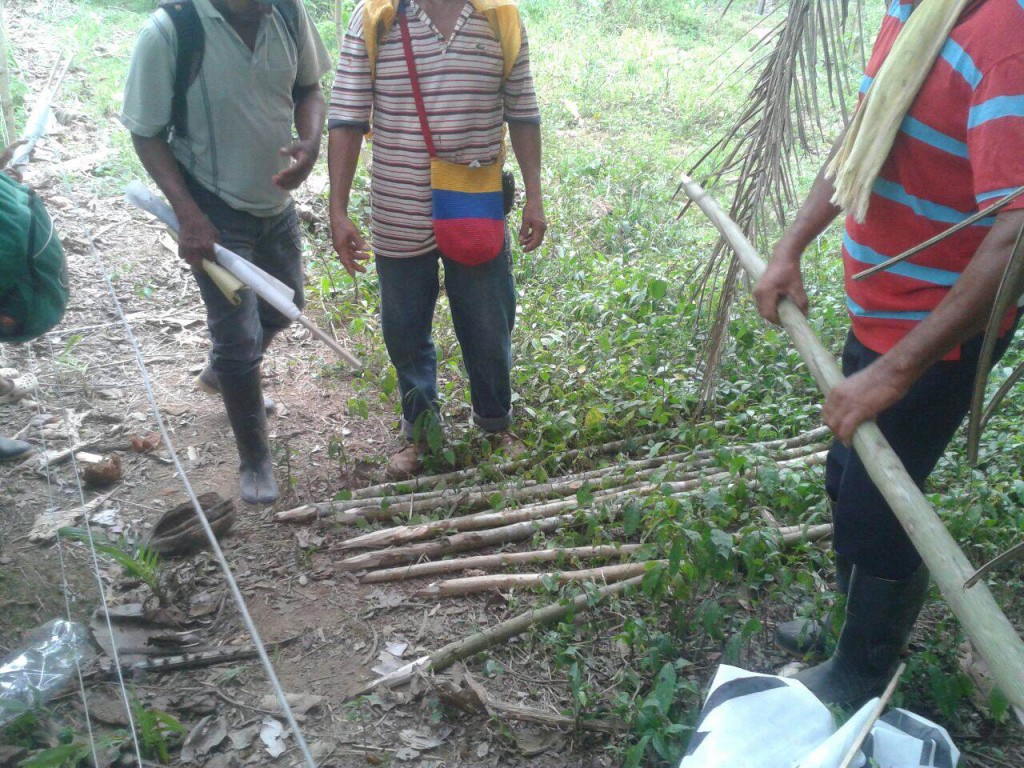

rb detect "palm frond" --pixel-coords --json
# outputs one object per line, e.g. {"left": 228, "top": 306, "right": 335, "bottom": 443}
{"left": 684, "top": 0, "right": 864, "bottom": 413}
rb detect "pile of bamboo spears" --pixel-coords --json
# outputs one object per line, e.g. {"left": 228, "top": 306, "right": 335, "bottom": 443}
{"left": 277, "top": 427, "right": 834, "bottom": 597}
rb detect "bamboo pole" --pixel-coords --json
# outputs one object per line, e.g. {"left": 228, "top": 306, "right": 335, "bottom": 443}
{"left": 333, "top": 513, "right": 579, "bottom": 572}
{"left": 336, "top": 420, "right": 733, "bottom": 500}
{"left": 679, "top": 174, "right": 1024, "bottom": 714}
{"left": 837, "top": 663, "right": 906, "bottom": 768}
{"left": 361, "top": 545, "right": 645, "bottom": 584}
{"left": 0, "top": 0, "right": 12, "bottom": 145}
{"left": 416, "top": 562, "right": 654, "bottom": 598}
{"left": 350, "top": 575, "right": 647, "bottom": 698}
{"left": 335, "top": 450, "right": 826, "bottom": 552}
{"left": 275, "top": 427, "right": 828, "bottom": 524}
{"left": 412, "top": 523, "right": 832, "bottom": 597}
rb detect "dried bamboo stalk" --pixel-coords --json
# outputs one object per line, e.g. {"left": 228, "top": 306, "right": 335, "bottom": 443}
{"left": 965, "top": 221, "right": 1024, "bottom": 464}
{"left": 434, "top": 676, "right": 626, "bottom": 734}
{"left": 333, "top": 514, "right": 578, "bottom": 572}
{"left": 416, "top": 562, "right": 654, "bottom": 598}
{"left": 963, "top": 540, "right": 1024, "bottom": 590}
{"left": 837, "top": 663, "right": 906, "bottom": 768}
{"left": 680, "top": 174, "right": 1024, "bottom": 713}
{"left": 414, "top": 523, "right": 833, "bottom": 597}
{"left": 336, "top": 450, "right": 826, "bottom": 552}
{"left": 275, "top": 427, "right": 827, "bottom": 524}
{"left": 361, "top": 545, "right": 644, "bottom": 584}
{"left": 350, "top": 575, "right": 647, "bottom": 698}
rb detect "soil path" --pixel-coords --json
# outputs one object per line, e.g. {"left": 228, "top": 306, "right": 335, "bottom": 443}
{"left": 0, "top": 4, "right": 602, "bottom": 766}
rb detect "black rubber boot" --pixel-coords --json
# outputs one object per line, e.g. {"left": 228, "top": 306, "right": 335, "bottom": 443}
{"left": 795, "top": 562, "right": 930, "bottom": 709}
{"left": 0, "top": 435, "right": 32, "bottom": 462}
{"left": 218, "top": 369, "right": 279, "bottom": 505}
{"left": 776, "top": 555, "right": 853, "bottom": 658}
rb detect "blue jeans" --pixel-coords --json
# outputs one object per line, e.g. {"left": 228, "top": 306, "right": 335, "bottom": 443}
{"left": 186, "top": 177, "right": 304, "bottom": 378}
{"left": 376, "top": 244, "right": 515, "bottom": 438}
{"left": 827, "top": 319, "right": 1018, "bottom": 580}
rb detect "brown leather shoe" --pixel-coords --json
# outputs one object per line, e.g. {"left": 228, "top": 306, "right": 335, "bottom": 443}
{"left": 491, "top": 431, "right": 526, "bottom": 460}
{"left": 386, "top": 442, "right": 423, "bottom": 479}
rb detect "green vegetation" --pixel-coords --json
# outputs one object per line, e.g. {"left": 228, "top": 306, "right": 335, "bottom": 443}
{"left": 5, "top": 1, "right": 1022, "bottom": 765}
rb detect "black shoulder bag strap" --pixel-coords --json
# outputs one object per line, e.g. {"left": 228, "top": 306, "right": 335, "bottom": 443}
{"left": 160, "top": 1, "right": 204, "bottom": 138}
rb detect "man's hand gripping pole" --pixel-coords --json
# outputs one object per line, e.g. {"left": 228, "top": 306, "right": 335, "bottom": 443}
{"left": 679, "top": 174, "right": 1024, "bottom": 725}
{"left": 126, "top": 181, "right": 361, "bottom": 371}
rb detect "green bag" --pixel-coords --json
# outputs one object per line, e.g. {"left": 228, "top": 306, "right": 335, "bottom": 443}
{"left": 0, "top": 172, "right": 68, "bottom": 342}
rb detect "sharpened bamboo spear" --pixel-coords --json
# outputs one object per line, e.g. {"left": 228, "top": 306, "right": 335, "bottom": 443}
{"left": 360, "top": 545, "right": 645, "bottom": 583}
{"left": 350, "top": 575, "right": 648, "bottom": 698}
{"left": 679, "top": 174, "right": 1024, "bottom": 716}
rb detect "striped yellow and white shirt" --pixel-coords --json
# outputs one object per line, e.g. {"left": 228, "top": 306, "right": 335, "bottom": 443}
{"left": 328, "top": 0, "right": 540, "bottom": 258}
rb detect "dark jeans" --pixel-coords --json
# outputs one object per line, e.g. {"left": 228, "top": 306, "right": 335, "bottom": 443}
{"left": 376, "top": 243, "right": 515, "bottom": 438}
{"left": 827, "top": 321, "right": 1018, "bottom": 580}
{"left": 186, "top": 179, "right": 304, "bottom": 378}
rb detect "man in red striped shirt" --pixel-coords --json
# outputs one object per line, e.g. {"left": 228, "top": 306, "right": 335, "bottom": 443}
{"left": 328, "top": 0, "right": 545, "bottom": 478}
{"left": 755, "top": 0, "right": 1024, "bottom": 707}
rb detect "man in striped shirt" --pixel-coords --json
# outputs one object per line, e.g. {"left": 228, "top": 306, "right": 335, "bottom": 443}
{"left": 755, "top": 0, "right": 1024, "bottom": 707}
{"left": 328, "top": 0, "right": 545, "bottom": 477}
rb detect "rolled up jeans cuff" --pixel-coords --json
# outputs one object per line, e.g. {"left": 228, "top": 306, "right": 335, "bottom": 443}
{"left": 473, "top": 408, "right": 512, "bottom": 434}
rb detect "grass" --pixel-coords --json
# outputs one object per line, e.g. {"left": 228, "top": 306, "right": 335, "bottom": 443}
{"left": 5, "top": 0, "right": 1023, "bottom": 765}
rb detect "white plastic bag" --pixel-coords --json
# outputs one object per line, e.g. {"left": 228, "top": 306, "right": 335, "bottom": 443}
{"left": 679, "top": 665, "right": 959, "bottom": 768}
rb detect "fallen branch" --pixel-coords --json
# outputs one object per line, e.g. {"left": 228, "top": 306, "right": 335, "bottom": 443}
{"left": 681, "top": 174, "right": 1024, "bottom": 713}
{"left": 415, "top": 561, "right": 654, "bottom": 598}
{"left": 434, "top": 673, "right": 626, "bottom": 734}
{"left": 350, "top": 575, "right": 647, "bottom": 698}
{"left": 360, "top": 545, "right": 644, "bottom": 584}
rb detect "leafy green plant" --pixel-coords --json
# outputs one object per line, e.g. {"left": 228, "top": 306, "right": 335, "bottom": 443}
{"left": 131, "top": 699, "right": 186, "bottom": 764}
{"left": 58, "top": 528, "right": 164, "bottom": 604}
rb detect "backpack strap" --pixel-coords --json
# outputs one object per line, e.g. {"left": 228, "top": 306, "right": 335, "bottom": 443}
{"left": 363, "top": 0, "right": 399, "bottom": 82}
{"left": 161, "top": 1, "right": 204, "bottom": 138}
{"left": 162, "top": 0, "right": 303, "bottom": 138}
{"left": 363, "top": 0, "right": 520, "bottom": 82}
{"left": 274, "top": 0, "right": 302, "bottom": 52}
{"left": 470, "top": 0, "right": 521, "bottom": 81}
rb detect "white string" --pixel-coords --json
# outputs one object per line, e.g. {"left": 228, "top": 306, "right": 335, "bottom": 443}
{"left": 23, "top": 343, "right": 141, "bottom": 767}
{"left": 83, "top": 228, "right": 319, "bottom": 768}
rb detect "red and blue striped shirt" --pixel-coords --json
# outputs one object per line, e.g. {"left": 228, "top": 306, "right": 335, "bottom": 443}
{"left": 844, "top": 0, "right": 1024, "bottom": 357}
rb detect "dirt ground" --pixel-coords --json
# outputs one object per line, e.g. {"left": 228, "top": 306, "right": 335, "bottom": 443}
{"left": 4, "top": 4, "right": 1024, "bottom": 768}
{"left": 0, "top": 6, "right": 622, "bottom": 767}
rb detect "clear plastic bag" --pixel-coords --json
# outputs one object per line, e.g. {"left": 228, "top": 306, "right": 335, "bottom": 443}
{"left": 0, "top": 619, "right": 92, "bottom": 726}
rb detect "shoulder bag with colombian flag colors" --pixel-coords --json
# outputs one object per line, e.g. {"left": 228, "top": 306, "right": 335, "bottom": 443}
{"left": 398, "top": 5, "right": 505, "bottom": 266}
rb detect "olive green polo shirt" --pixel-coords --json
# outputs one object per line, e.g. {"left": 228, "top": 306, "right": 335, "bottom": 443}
{"left": 120, "top": 0, "right": 330, "bottom": 216}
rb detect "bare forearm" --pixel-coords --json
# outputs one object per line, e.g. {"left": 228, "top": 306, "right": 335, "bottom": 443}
{"left": 294, "top": 85, "right": 327, "bottom": 147}
{"left": 131, "top": 134, "right": 201, "bottom": 217}
{"left": 327, "top": 127, "right": 364, "bottom": 216}
{"left": 775, "top": 135, "right": 845, "bottom": 261}
{"left": 878, "top": 210, "right": 1024, "bottom": 387}
{"left": 508, "top": 121, "right": 542, "bottom": 200}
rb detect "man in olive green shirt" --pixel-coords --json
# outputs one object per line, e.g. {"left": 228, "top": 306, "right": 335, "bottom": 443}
{"left": 121, "top": 0, "right": 330, "bottom": 504}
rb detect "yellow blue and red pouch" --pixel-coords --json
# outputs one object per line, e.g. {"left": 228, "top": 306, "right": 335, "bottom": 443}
{"left": 429, "top": 158, "right": 505, "bottom": 266}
